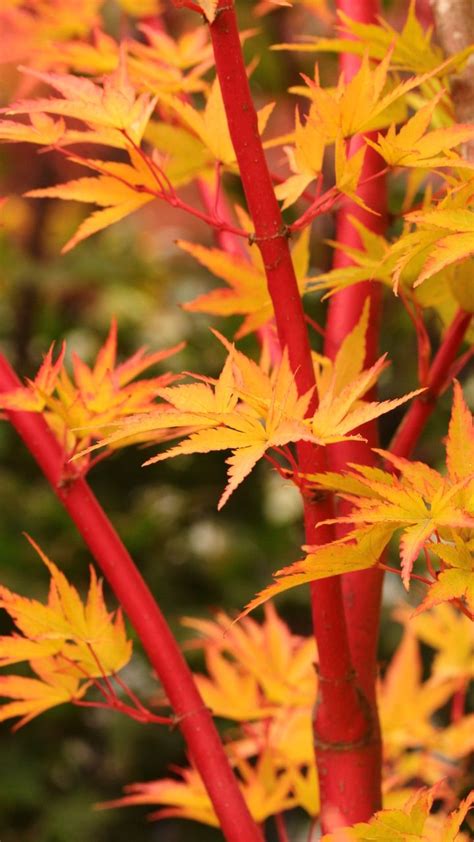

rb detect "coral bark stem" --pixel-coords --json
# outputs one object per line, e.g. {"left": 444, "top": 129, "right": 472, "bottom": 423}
{"left": 321, "top": 0, "right": 387, "bottom": 818}
{"left": 209, "top": 1, "right": 374, "bottom": 829}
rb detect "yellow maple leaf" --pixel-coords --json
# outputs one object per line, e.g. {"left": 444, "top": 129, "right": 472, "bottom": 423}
{"left": 157, "top": 78, "right": 274, "bottom": 168}
{"left": 0, "top": 536, "right": 132, "bottom": 677}
{"left": 25, "top": 151, "right": 163, "bottom": 252}
{"left": 143, "top": 345, "right": 317, "bottom": 509}
{"left": 0, "top": 658, "right": 88, "bottom": 729}
{"left": 389, "top": 182, "right": 474, "bottom": 289}
{"left": 274, "top": 108, "right": 326, "bottom": 209}
{"left": 84, "top": 316, "right": 421, "bottom": 507}
{"left": 394, "top": 603, "right": 474, "bottom": 682}
{"left": 300, "top": 50, "right": 445, "bottom": 141}
{"left": 366, "top": 93, "right": 474, "bottom": 169}
{"left": 101, "top": 748, "right": 295, "bottom": 825}
{"left": 0, "top": 538, "right": 134, "bottom": 727}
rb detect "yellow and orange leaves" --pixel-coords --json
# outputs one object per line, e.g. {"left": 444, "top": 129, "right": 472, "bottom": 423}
{"left": 378, "top": 628, "right": 465, "bottom": 778}
{"left": 0, "top": 319, "right": 183, "bottom": 471}
{"left": 274, "top": 109, "right": 369, "bottom": 211}
{"left": 179, "top": 220, "right": 311, "bottom": 337}
{"left": 384, "top": 178, "right": 474, "bottom": 291}
{"left": 0, "top": 537, "right": 132, "bottom": 727}
{"left": 26, "top": 153, "right": 160, "bottom": 253}
{"left": 91, "top": 312, "right": 420, "bottom": 508}
{"left": 101, "top": 766, "right": 221, "bottom": 826}
{"left": 0, "top": 660, "right": 87, "bottom": 730}
{"left": 0, "top": 0, "right": 102, "bottom": 67}
{"left": 395, "top": 603, "right": 473, "bottom": 685}
{"left": 398, "top": 206, "right": 474, "bottom": 289}
{"left": 34, "top": 26, "right": 212, "bottom": 97}
{"left": 127, "top": 25, "right": 213, "bottom": 96}
{"left": 275, "top": 108, "right": 325, "bottom": 209}
{"left": 143, "top": 342, "right": 317, "bottom": 510}
{"left": 4, "top": 58, "right": 157, "bottom": 144}
{"left": 310, "top": 299, "right": 422, "bottom": 443}
{"left": 103, "top": 607, "right": 313, "bottom": 824}
{"left": 415, "top": 382, "right": 474, "bottom": 614}
{"left": 321, "top": 786, "right": 474, "bottom": 841}
{"left": 241, "top": 380, "right": 473, "bottom": 616}
{"left": 102, "top": 750, "right": 296, "bottom": 826}
{"left": 299, "top": 50, "right": 437, "bottom": 141}
{"left": 317, "top": 384, "right": 473, "bottom": 595}
{"left": 0, "top": 59, "right": 167, "bottom": 249}
{"left": 183, "top": 604, "right": 317, "bottom": 713}
{"left": 102, "top": 606, "right": 471, "bottom": 830}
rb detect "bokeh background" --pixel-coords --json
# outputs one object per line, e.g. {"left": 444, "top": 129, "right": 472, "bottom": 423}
{"left": 0, "top": 1, "right": 470, "bottom": 840}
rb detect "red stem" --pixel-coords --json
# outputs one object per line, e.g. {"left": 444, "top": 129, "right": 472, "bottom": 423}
{"left": 321, "top": 0, "right": 387, "bottom": 819}
{"left": 390, "top": 309, "right": 472, "bottom": 458}
{"left": 0, "top": 355, "right": 264, "bottom": 842}
{"left": 209, "top": 1, "right": 373, "bottom": 831}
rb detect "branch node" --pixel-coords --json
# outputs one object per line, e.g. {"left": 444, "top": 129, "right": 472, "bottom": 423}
{"left": 171, "top": 704, "right": 212, "bottom": 730}
{"left": 248, "top": 224, "right": 291, "bottom": 246}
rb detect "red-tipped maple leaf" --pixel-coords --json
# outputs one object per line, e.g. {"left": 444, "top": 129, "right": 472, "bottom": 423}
{"left": 0, "top": 319, "right": 183, "bottom": 472}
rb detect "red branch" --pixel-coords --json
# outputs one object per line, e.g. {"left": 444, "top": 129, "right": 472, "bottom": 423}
{"left": 321, "top": 0, "right": 387, "bottom": 818}
{"left": 390, "top": 309, "right": 472, "bottom": 458}
{"left": 209, "top": 1, "right": 374, "bottom": 830}
{"left": 0, "top": 355, "right": 264, "bottom": 842}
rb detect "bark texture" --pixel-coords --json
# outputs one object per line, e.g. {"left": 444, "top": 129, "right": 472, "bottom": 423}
{"left": 432, "top": 0, "right": 474, "bottom": 159}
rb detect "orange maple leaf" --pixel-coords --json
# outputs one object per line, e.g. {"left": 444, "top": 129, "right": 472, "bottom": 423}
{"left": 3, "top": 55, "right": 157, "bottom": 143}
{"left": 0, "top": 319, "right": 183, "bottom": 472}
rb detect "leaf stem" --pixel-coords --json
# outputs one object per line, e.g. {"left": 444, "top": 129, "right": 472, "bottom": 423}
{"left": 390, "top": 309, "right": 472, "bottom": 458}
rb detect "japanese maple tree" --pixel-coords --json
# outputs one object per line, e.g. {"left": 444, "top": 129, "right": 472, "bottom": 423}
{"left": 0, "top": 0, "right": 472, "bottom": 840}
